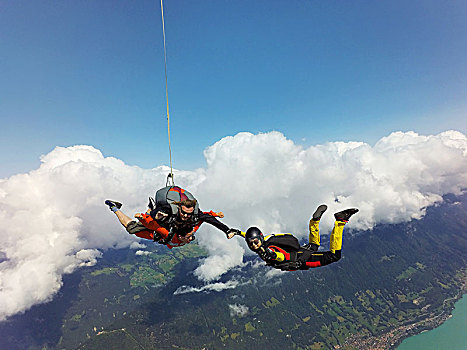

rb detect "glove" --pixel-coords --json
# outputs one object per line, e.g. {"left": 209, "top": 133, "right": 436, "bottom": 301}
{"left": 259, "top": 247, "right": 277, "bottom": 261}
{"left": 227, "top": 228, "right": 241, "bottom": 235}
{"left": 226, "top": 228, "right": 241, "bottom": 239}
{"left": 294, "top": 260, "right": 304, "bottom": 269}
{"left": 276, "top": 261, "right": 302, "bottom": 271}
{"left": 278, "top": 263, "right": 292, "bottom": 271}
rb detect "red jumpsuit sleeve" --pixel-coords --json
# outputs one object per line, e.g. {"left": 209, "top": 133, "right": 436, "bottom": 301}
{"left": 137, "top": 214, "right": 170, "bottom": 239}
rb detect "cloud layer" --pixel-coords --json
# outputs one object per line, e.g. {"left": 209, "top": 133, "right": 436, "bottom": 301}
{"left": 1, "top": 130, "right": 466, "bottom": 320}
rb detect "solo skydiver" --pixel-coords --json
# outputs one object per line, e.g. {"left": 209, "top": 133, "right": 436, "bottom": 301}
{"left": 105, "top": 186, "right": 240, "bottom": 249}
{"left": 234, "top": 205, "right": 358, "bottom": 271}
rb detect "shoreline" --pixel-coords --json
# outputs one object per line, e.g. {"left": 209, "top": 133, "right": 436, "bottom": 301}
{"left": 339, "top": 270, "right": 467, "bottom": 350}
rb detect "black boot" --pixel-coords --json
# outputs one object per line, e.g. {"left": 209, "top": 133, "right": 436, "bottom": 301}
{"left": 334, "top": 208, "right": 359, "bottom": 222}
{"left": 148, "top": 197, "right": 156, "bottom": 211}
{"left": 312, "top": 204, "right": 328, "bottom": 221}
{"left": 105, "top": 200, "right": 122, "bottom": 211}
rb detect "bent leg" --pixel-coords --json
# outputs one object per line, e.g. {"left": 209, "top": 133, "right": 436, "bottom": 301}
{"left": 302, "top": 221, "right": 346, "bottom": 269}
{"left": 125, "top": 221, "right": 156, "bottom": 240}
{"left": 134, "top": 230, "right": 155, "bottom": 240}
{"left": 114, "top": 210, "right": 134, "bottom": 228}
{"left": 303, "top": 250, "right": 341, "bottom": 268}
{"left": 330, "top": 220, "right": 346, "bottom": 253}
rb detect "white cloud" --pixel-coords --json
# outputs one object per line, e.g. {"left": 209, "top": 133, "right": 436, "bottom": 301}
{"left": 130, "top": 242, "right": 147, "bottom": 250}
{"left": 229, "top": 303, "right": 249, "bottom": 317}
{"left": 173, "top": 279, "right": 244, "bottom": 295}
{"left": 135, "top": 250, "right": 151, "bottom": 256}
{"left": 0, "top": 130, "right": 466, "bottom": 320}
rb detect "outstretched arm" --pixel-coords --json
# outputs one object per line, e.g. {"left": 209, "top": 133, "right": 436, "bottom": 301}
{"left": 197, "top": 211, "right": 231, "bottom": 236}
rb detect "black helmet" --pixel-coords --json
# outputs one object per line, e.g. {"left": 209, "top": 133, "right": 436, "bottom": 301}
{"left": 245, "top": 227, "right": 264, "bottom": 250}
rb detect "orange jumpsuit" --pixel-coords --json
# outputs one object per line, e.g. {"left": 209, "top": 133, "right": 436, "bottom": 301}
{"left": 135, "top": 211, "right": 223, "bottom": 249}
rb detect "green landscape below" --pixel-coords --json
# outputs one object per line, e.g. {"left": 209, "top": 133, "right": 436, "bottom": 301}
{"left": 1, "top": 194, "right": 466, "bottom": 350}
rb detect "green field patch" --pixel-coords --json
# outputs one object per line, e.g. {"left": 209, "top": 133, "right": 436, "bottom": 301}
{"left": 379, "top": 254, "right": 395, "bottom": 262}
{"left": 245, "top": 322, "right": 255, "bottom": 332}
{"left": 311, "top": 342, "right": 326, "bottom": 349}
{"left": 263, "top": 297, "right": 280, "bottom": 308}
{"left": 397, "top": 294, "right": 409, "bottom": 303}
{"left": 438, "top": 281, "right": 449, "bottom": 289}
{"left": 396, "top": 266, "right": 417, "bottom": 281}
{"left": 309, "top": 302, "right": 324, "bottom": 315}
{"left": 415, "top": 262, "right": 426, "bottom": 269}
{"left": 130, "top": 266, "right": 166, "bottom": 288}
{"left": 70, "top": 314, "right": 82, "bottom": 322}
{"left": 328, "top": 295, "right": 346, "bottom": 305}
{"left": 91, "top": 267, "right": 117, "bottom": 276}
{"left": 157, "top": 256, "right": 178, "bottom": 273}
{"left": 327, "top": 308, "right": 338, "bottom": 317}
{"left": 120, "top": 264, "right": 133, "bottom": 272}
{"left": 230, "top": 332, "right": 240, "bottom": 339}
{"left": 176, "top": 243, "right": 208, "bottom": 258}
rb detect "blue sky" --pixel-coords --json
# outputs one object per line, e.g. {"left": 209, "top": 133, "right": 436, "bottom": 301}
{"left": 1, "top": 0, "right": 466, "bottom": 178}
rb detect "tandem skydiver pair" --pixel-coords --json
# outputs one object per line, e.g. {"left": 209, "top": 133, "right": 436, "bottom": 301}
{"left": 105, "top": 186, "right": 240, "bottom": 249}
{"left": 106, "top": 186, "right": 358, "bottom": 271}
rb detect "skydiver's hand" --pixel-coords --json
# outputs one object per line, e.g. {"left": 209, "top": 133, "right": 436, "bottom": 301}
{"left": 294, "top": 260, "right": 304, "bottom": 269}
{"left": 258, "top": 247, "right": 277, "bottom": 261}
{"left": 134, "top": 213, "right": 143, "bottom": 219}
{"left": 216, "top": 211, "right": 224, "bottom": 218}
{"left": 155, "top": 211, "right": 169, "bottom": 220}
{"left": 178, "top": 236, "right": 190, "bottom": 243}
{"left": 226, "top": 228, "right": 241, "bottom": 239}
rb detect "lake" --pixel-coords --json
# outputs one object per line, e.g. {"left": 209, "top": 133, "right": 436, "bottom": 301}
{"left": 397, "top": 293, "right": 467, "bottom": 350}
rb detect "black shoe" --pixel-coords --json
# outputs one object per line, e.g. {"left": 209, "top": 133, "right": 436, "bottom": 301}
{"left": 312, "top": 204, "right": 328, "bottom": 221}
{"left": 148, "top": 197, "right": 156, "bottom": 211}
{"left": 334, "top": 208, "right": 359, "bottom": 222}
{"left": 105, "top": 200, "right": 122, "bottom": 211}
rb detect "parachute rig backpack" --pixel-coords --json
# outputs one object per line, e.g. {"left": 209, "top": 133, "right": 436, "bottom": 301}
{"left": 154, "top": 186, "right": 200, "bottom": 217}
{"left": 265, "top": 234, "right": 301, "bottom": 252}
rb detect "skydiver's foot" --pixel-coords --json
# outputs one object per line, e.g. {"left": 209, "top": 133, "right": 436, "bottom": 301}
{"left": 105, "top": 200, "right": 122, "bottom": 212}
{"left": 303, "top": 243, "right": 319, "bottom": 252}
{"left": 312, "top": 204, "right": 328, "bottom": 221}
{"left": 148, "top": 197, "right": 156, "bottom": 211}
{"left": 334, "top": 208, "right": 359, "bottom": 222}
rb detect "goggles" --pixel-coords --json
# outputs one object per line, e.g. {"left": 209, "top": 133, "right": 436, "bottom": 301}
{"left": 247, "top": 238, "right": 261, "bottom": 246}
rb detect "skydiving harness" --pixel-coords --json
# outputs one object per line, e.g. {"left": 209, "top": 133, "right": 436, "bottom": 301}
{"left": 154, "top": 226, "right": 177, "bottom": 245}
{"left": 150, "top": 185, "right": 200, "bottom": 245}
{"left": 270, "top": 247, "right": 314, "bottom": 271}
{"left": 261, "top": 234, "right": 315, "bottom": 270}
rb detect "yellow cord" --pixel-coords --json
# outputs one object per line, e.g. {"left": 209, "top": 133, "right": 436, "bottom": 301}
{"left": 160, "top": 0, "right": 174, "bottom": 186}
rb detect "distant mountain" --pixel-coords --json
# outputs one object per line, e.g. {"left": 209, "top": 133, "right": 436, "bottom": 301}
{"left": 1, "top": 193, "right": 466, "bottom": 350}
